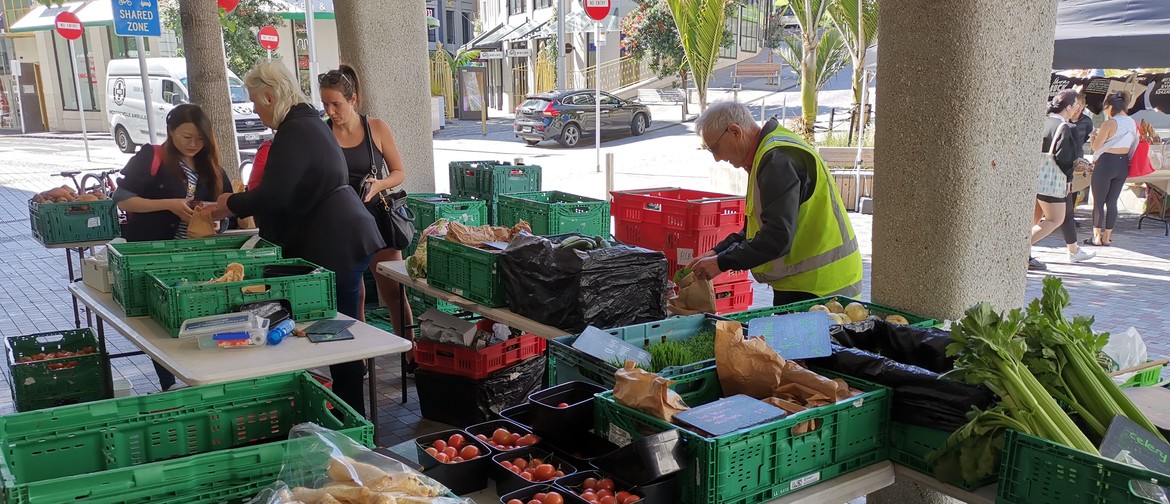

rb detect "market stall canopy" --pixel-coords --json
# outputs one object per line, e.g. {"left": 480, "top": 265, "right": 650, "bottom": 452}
{"left": 9, "top": 0, "right": 114, "bottom": 33}
{"left": 1053, "top": 0, "right": 1170, "bottom": 70}
{"left": 462, "top": 21, "right": 526, "bottom": 51}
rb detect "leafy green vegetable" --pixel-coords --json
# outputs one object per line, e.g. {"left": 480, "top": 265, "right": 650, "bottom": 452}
{"left": 674, "top": 268, "right": 693, "bottom": 285}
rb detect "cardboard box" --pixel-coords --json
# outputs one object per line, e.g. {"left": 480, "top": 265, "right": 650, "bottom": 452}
{"left": 82, "top": 256, "right": 112, "bottom": 293}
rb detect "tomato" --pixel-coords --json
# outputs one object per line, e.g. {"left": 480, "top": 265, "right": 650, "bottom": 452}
{"left": 542, "top": 492, "right": 564, "bottom": 504}
{"left": 517, "top": 434, "right": 539, "bottom": 446}
{"left": 615, "top": 491, "right": 629, "bottom": 501}
{"left": 460, "top": 445, "right": 479, "bottom": 459}
{"left": 596, "top": 489, "right": 612, "bottom": 499}
{"left": 534, "top": 493, "right": 546, "bottom": 500}
{"left": 583, "top": 478, "right": 598, "bottom": 490}
{"left": 424, "top": 447, "right": 438, "bottom": 457}
{"left": 452, "top": 456, "right": 464, "bottom": 463}
{"left": 512, "top": 458, "right": 528, "bottom": 471}
{"left": 509, "top": 465, "right": 522, "bottom": 474}
{"left": 442, "top": 447, "right": 458, "bottom": 459}
{"left": 533, "top": 463, "right": 556, "bottom": 481}
{"left": 434, "top": 452, "right": 449, "bottom": 463}
{"left": 622, "top": 495, "right": 641, "bottom": 504}
{"left": 501, "top": 461, "right": 514, "bottom": 469}
{"left": 580, "top": 491, "right": 597, "bottom": 501}
{"left": 448, "top": 433, "right": 464, "bottom": 449}
{"left": 476, "top": 434, "right": 489, "bottom": 441}
{"left": 507, "top": 433, "right": 521, "bottom": 445}
{"left": 493, "top": 428, "right": 511, "bottom": 444}
{"left": 432, "top": 439, "right": 447, "bottom": 451}
{"left": 527, "top": 500, "right": 541, "bottom": 504}
{"left": 599, "top": 497, "right": 616, "bottom": 504}
{"left": 506, "top": 500, "right": 524, "bottom": 504}
{"left": 530, "top": 458, "right": 544, "bottom": 466}
{"left": 598, "top": 479, "right": 615, "bottom": 491}
{"left": 556, "top": 402, "right": 570, "bottom": 408}
{"left": 555, "top": 470, "right": 565, "bottom": 478}
{"left": 520, "top": 471, "right": 534, "bottom": 481}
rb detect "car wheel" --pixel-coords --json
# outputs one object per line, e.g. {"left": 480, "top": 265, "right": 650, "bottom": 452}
{"left": 114, "top": 126, "right": 135, "bottom": 153}
{"left": 631, "top": 114, "right": 648, "bottom": 136}
{"left": 525, "top": 139, "right": 540, "bottom": 146}
{"left": 559, "top": 123, "right": 581, "bottom": 148}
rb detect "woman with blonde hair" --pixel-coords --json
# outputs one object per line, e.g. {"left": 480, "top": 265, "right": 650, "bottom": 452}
{"left": 211, "top": 61, "right": 383, "bottom": 416}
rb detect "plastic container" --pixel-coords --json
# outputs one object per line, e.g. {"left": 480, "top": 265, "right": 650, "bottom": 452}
{"left": 545, "top": 432, "right": 620, "bottom": 470}
{"left": 415, "top": 429, "right": 494, "bottom": 495}
{"left": 725, "top": 295, "right": 938, "bottom": 328}
{"left": 528, "top": 381, "right": 607, "bottom": 440}
{"left": 178, "top": 312, "right": 266, "bottom": 339}
{"left": 713, "top": 279, "right": 754, "bottom": 314}
{"left": 610, "top": 188, "right": 745, "bottom": 232}
{"left": 591, "top": 429, "right": 685, "bottom": 486}
{"left": 28, "top": 198, "right": 120, "bottom": 246}
{"left": 1119, "top": 360, "right": 1164, "bottom": 388}
{"left": 266, "top": 318, "right": 295, "bottom": 345}
{"left": 495, "top": 191, "right": 610, "bottom": 236}
{"left": 888, "top": 422, "right": 995, "bottom": 490}
{"left": 593, "top": 368, "right": 890, "bottom": 504}
{"left": 195, "top": 318, "right": 270, "bottom": 350}
{"left": 499, "top": 484, "right": 588, "bottom": 504}
{"left": 554, "top": 470, "right": 644, "bottom": 504}
{"left": 499, "top": 402, "right": 535, "bottom": 429}
{"left": 466, "top": 419, "right": 540, "bottom": 454}
{"left": 425, "top": 235, "right": 508, "bottom": 307}
{"left": 406, "top": 193, "right": 489, "bottom": 233}
{"left": 491, "top": 445, "right": 578, "bottom": 496}
{"left": 612, "top": 203, "right": 747, "bottom": 286}
{"left": 4, "top": 328, "right": 108, "bottom": 412}
{"left": 414, "top": 333, "right": 546, "bottom": 379}
{"left": 450, "top": 161, "right": 542, "bottom": 199}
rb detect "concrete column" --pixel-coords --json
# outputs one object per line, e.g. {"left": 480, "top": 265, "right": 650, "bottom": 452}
{"left": 333, "top": 0, "right": 436, "bottom": 194}
{"left": 870, "top": 0, "right": 1059, "bottom": 321}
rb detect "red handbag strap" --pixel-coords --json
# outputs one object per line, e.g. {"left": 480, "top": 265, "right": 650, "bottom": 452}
{"left": 149, "top": 145, "right": 163, "bottom": 176}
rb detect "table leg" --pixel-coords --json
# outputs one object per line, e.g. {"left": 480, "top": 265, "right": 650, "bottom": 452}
{"left": 72, "top": 296, "right": 81, "bottom": 329}
{"left": 399, "top": 282, "right": 408, "bottom": 405}
{"left": 65, "top": 248, "right": 75, "bottom": 281}
{"left": 367, "top": 357, "right": 378, "bottom": 441}
{"left": 97, "top": 317, "right": 114, "bottom": 399}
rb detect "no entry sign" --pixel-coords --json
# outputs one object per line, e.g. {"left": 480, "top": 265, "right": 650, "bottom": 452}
{"left": 257, "top": 26, "right": 280, "bottom": 51}
{"left": 54, "top": 12, "right": 83, "bottom": 40}
{"left": 585, "top": 0, "right": 611, "bottom": 21}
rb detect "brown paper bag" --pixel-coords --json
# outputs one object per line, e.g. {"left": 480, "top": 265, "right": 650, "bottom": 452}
{"left": 230, "top": 181, "right": 256, "bottom": 229}
{"left": 668, "top": 272, "right": 717, "bottom": 315}
{"left": 187, "top": 207, "right": 216, "bottom": 238}
{"left": 446, "top": 220, "right": 533, "bottom": 246}
{"left": 713, "top": 320, "right": 786, "bottom": 399}
{"left": 613, "top": 362, "right": 689, "bottom": 422}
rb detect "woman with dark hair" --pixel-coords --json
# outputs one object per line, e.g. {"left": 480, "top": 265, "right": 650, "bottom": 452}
{"left": 113, "top": 103, "right": 233, "bottom": 390}
{"left": 1053, "top": 92, "right": 1096, "bottom": 263}
{"left": 1087, "top": 91, "right": 1138, "bottom": 246}
{"left": 318, "top": 64, "right": 413, "bottom": 361}
{"left": 1030, "top": 90, "right": 1079, "bottom": 271}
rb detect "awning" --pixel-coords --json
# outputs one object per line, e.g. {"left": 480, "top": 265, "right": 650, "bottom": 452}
{"left": 275, "top": 0, "right": 336, "bottom": 20}
{"left": 463, "top": 21, "right": 524, "bottom": 50}
{"left": 499, "top": 20, "right": 541, "bottom": 43}
{"left": 10, "top": 0, "right": 114, "bottom": 33}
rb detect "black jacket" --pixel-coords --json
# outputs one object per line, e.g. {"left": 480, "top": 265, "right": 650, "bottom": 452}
{"left": 226, "top": 103, "right": 384, "bottom": 274}
{"left": 1042, "top": 115, "right": 1078, "bottom": 182}
{"left": 712, "top": 118, "right": 814, "bottom": 272}
{"left": 115, "top": 145, "right": 232, "bottom": 242}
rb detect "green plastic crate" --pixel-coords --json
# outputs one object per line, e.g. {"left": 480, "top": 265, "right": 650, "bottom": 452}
{"left": 406, "top": 193, "right": 489, "bottom": 233}
{"left": 725, "top": 296, "right": 938, "bottom": 328}
{"left": 4, "top": 329, "right": 108, "bottom": 412}
{"left": 146, "top": 258, "right": 336, "bottom": 336}
{"left": 496, "top": 191, "right": 610, "bottom": 236}
{"left": 888, "top": 422, "right": 997, "bottom": 491}
{"left": 0, "top": 371, "right": 372, "bottom": 504}
{"left": 28, "top": 198, "right": 120, "bottom": 246}
{"left": 407, "top": 286, "right": 460, "bottom": 315}
{"left": 594, "top": 368, "right": 890, "bottom": 504}
{"left": 449, "top": 161, "right": 542, "bottom": 200}
{"left": 547, "top": 314, "right": 719, "bottom": 388}
{"left": 998, "top": 430, "right": 1169, "bottom": 504}
{"left": 425, "top": 234, "right": 506, "bottom": 307}
{"left": 109, "top": 236, "right": 282, "bottom": 317}
{"left": 1119, "top": 361, "right": 1164, "bottom": 388}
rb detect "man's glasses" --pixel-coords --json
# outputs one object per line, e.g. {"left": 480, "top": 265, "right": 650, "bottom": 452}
{"left": 702, "top": 128, "right": 730, "bottom": 151}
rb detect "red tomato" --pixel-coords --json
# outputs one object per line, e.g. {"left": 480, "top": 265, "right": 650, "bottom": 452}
{"left": 583, "top": 478, "right": 599, "bottom": 490}
{"left": 434, "top": 452, "right": 449, "bottom": 463}
{"left": 452, "top": 456, "right": 464, "bottom": 463}
{"left": 521, "top": 471, "right": 534, "bottom": 481}
{"left": 424, "top": 447, "right": 438, "bottom": 457}
{"left": 507, "top": 433, "right": 521, "bottom": 445}
{"left": 432, "top": 439, "right": 447, "bottom": 451}
{"left": 530, "top": 458, "right": 544, "bottom": 466}
{"left": 512, "top": 458, "right": 528, "bottom": 471}
{"left": 448, "top": 433, "right": 464, "bottom": 449}
{"left": 557, "top": 402, "right": 570, "bottom": 408}
{"left": 476, "top": 434, "right": 489, "bottom": 441}
{"left": 517, "top": 434, "right": 539, "bottom": 446}
{"left": 599, "top": 497, "right": 616, "bottom": 504}
{"left": 542, "top": 492, "right": 565, "bottom": 504}
{"left": 598, "top": 479, "right": 615, "bottom": 491}
{"left": 527, "top": 500, "right": 541, "bottom": 504}
{"left": 533, "top": 463, "right": 556, "bottom": 481}
{"left": 442, "top": 447, "right": 458, "bottom": 459}
{"left": 460, "top": 445, "right": 479, "bottom": 459}
{"left": 596, "top": 489, "right": 613, "bottom": 499}
{"left": 493, "top": 428, "right": 511, "bottom": 444}
{"left": 580, "top": 491, "right": 597, "bottom": 501}
{"left": 534, "top": 493, "right": 546, "bottom": 500}
{"left": 621, "top": 495, "right": 641, "bottom": 504}
{"left": 506, "top": 500, "right": 524, "bottom": 504}
{"left": 555, "top": 470, "right": 565, "bottom": 478}
{"left": 615, "top": 492, "right": 629, "bottom": 501}
{"left": 509, "top": 465, "right": 522, "bottom": 474}
{"left": 501, "top": 461, "right": 514, "bottom": 469}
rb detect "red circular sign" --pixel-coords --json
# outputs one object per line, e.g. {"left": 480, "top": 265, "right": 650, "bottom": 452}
{"left": 584, "top": 0, "right": 612, "bottom": 21}
{"left": 218, "top": 0, "right": 240, "bottom": 14}
{"left": 257, "top": 26, "right": 280, "bottom": 51}
{"left": 54, "top": 12, "right": 83, "bottom": 41}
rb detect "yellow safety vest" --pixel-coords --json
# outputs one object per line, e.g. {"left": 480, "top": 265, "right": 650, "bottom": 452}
{"left": 746, "top": 125, "right": 863, "bottom": 296}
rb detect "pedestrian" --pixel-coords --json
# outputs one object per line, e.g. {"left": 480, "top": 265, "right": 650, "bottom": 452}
{"left": 1056, "top": 92, "right": 1096, "bottom": 263}
{"left": 685, "top": 101, "right": 862, "bottom": 306}
{"left": 1086, "top": 91, "right": 1138, "bottom": 247}
{"left": 318, "top": 65, "right": 413, "bottom": 357}
{"left": 211, "top": 61, "right": 384, "bottom": 416}
{"left": 1031, "top": 90, "right": 1080, "bottom": 271}
{"left": 113, "top": 103, "right": 233, "bottom": 391}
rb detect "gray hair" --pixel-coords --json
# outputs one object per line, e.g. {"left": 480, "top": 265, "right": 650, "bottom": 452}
{"left": 244, "top": 61, "right": 310, "bottom": 125}
{"left": 695, "top": 101, "right": 757, "bottom": 137}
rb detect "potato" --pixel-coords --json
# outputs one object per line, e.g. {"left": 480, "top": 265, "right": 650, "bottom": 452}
{"left": 886, "top": 315, "right": 910, "bottom": 325}
{"left": 845, "top": 303, "right": 869, "bottom": 323}
{"left": 78, "top": 194, "right": 99, "bottom": 202}
{"left": 830, "top": 313, "right": 852, "bottom": 325}
{"left": 808, "top": 304, "right": 830, "bottom": 313}
{"left": 825, "top": 300, "right": 845, "bottom": 314}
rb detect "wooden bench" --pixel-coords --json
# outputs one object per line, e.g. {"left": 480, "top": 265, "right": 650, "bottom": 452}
{"left": 636, "top": 88, "right": 687, "bottom": 105}
{"left": 817, "top": 147, "right": 875, "bottom": 167}
{"left": 732, "top": 63, "right": 782, "bottom": 86}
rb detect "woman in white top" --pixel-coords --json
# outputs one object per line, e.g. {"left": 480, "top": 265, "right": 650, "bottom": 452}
{"left": 1087, "top": 92, "right": 1138, "bottom": 246}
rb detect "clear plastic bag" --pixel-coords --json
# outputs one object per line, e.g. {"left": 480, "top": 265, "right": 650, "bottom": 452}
{"left": 246, "top": 423, "right": 473, "bottom": 504}
{"left": 1103, "top": 327, "right": 1148, "bottom": 384}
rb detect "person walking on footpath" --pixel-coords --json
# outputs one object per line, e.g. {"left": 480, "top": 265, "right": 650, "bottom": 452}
{"left": 1087, "top": 91, "right": 1138, "bottom": 247}
{"left": 685, "top": 101, "right": 862, "bottom": 306}
{"left": 114, "top": 103, "right": 233, "bottom": 391}
{"left": 211, "top": 61, "right": 384, "bottom": 417}
{"left": 1036, "top": 90, "right": 1096, "bottom": 267}
{"left": 1030, "top": 91, "right": 1079, "bottom": 271}
{"left": 318, "top": 65, "right": 414, "bottom": 368}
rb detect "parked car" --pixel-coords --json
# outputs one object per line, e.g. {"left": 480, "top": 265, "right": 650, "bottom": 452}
{"left": 514, "top": 90, "right": 652, "bottom": 147}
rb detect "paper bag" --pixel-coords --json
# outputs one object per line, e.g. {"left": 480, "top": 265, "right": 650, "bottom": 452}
{"left": 187, "top": 207, "right": 216, "bottom": 238}
{"left": 232, "top": 181, "right": 256, "bottom": 229}
{"left": 668, "top": 272, "right": 717, "bottom": 315}
{"left": 446, "top": 220, "right": 532, "bottom": 246}
{"left": 714, "top": 320, "right": 785, "bottom": 399}
{"left": 613, "top": 361, "right": 689, "bottom": 422}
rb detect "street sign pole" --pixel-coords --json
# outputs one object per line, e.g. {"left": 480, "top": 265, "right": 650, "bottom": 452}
{"left": 11, "top": 61, "right": 24, "bottom": 134}
{"left": 137, "top": 36, "right": 157, "bottom": 144}
{"left": 555, "top": 0, "right": 566, "bottom": 91}
{"left": 111, "top": 0, "right": 161, "bottom": 145}
{"left": 67, "top": 39, "right": 90, "bottom": 162}
{"left": 594, "top": 22, "right": 601, "bottom": 174}
{"left": 304, "top": 0, "right": 320, "bottom": 110}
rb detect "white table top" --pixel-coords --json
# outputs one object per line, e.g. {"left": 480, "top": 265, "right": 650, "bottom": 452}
{"left": 45, "top": 239, "right": 111, "bottom": 250}
{"left": 375, "top": 260, "right": 570, "bottom": 340}
{"left": 1129, "top": 169, "right": 1170, "bottom": 192}
{"left": 67, "top": 283, "right": 413, "bottom": 386}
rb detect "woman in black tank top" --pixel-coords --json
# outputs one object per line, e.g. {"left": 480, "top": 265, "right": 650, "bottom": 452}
{"left": 319, "top": 65, "right": 415, "bottom": 357}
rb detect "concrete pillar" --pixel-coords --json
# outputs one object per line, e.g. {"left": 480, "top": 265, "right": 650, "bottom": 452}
{"left": 870, "top": 0, "right": 1059, "bottom": 321}
{"left": 333, "top": 0, "right": 436, "bottom": 194}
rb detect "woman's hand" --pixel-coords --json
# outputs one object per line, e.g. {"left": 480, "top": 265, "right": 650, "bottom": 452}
{"left": 167, "top": 198, "right": 195, "bottom": 222}
{"left": 210, "top": 192, "right": 235, "bottom": 220}
{"left": 363, "top": 177, "right": 388, "bottom": 203}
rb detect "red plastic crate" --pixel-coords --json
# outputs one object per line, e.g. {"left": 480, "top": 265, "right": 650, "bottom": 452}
{"left": 414, "top": 333, "right": 546, "bottom": 379}
{"left": 611, "top": 188, "right": 745, "bottom": 231}
{"left": 615, "top": 218, "right": 747, "bottom": 286}
{"left": 714, "top": 280, "right": 754, "bottom": 314}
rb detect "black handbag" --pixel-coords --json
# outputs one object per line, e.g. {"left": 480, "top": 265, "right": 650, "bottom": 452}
{"left": 359, "top": 116, "right": 415, "bottom": 250}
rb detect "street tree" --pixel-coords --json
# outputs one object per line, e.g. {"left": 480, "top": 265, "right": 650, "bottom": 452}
{"left": 772, "top": 0, "right": 847, "bottom": 139}
{"left": 621, "top": 0, "right": 691, "bottom": 117}
{"left": 176, "top": 0, "right": 241, "bottom": 180}
{"left": 162, "top": 0, "right": 287, "bottom": 78}
{"left": 665, "top": 0, "right": 733, "bottom": 111}
{"left": 828, "top": 0, "right": 878, "bottom": 142}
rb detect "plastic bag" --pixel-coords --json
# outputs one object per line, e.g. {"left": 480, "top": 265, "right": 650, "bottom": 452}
{"left": 498, "top": 233, "right": 669, "bottom": 332}
{"left": 1103, "top": 327, "right": 1148, "bottom": 384}
{"left": 406, "top": 219, "right": 450, "bottom": 280}
{"left": 828, "top": 319, "right": 955, "bottom": 373}
{"left": 246, "top": 423, "right": 472, "bottom": 504}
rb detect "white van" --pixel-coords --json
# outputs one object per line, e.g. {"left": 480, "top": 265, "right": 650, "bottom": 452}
{"left": 105, "top": 57, "right": 272, "bottom": 153}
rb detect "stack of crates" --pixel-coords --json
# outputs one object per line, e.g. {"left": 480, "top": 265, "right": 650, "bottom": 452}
{"left": 449, "top": 161, "right": 542, "bottom": 225}
{"left": 4, "top": 329, "right": 108, "bottom": 412}
{"left": 28, "top": 198, "right": 121, "bottom": 246}
{"left": 610, "top": 188, "right": 751, "bottom": 313}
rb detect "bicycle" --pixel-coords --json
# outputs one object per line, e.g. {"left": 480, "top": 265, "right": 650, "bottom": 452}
{"left": 55, "top": 168, "right": 121, "bottom": 196}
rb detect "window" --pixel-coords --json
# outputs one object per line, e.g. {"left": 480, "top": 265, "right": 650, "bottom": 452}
{"left": 600, "top": 94, "right": 620, "bottom": 106}
{"left": 569, "top": 94, "right": 593, "bottom": 106}
{"left": 109, "top": 35, "right": 149, "bottom": 59}
{"left": 508, "top": 0, "right": 526, "bottom": 15}
{"left": 446, "top": 10, "right": 455, "bottom": 44}
{"left": 462, "top": 14, "right": 472, "bottom": 45}
{"left": 719, "top": 14, "right": 738, "bottom": 59}
{"left": 52, "top": 32, "right": 98, "bottom": 112}
{"left": 740, "top": 4, "right": 759, "bottom": 53}
{"left": 161, "top": 80, "right": 187, "bottom": 105}
{"left": 536, "top": 0, "right": 553, "bottom": 7}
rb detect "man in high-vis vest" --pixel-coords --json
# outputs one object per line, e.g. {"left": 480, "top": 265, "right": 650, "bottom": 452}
{"left": 686, "top": 101, "right": 863, "bottom": 306}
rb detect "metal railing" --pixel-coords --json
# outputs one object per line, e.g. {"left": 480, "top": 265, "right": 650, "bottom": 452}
{"left": 568, "top": 56, "right": 653, "bottom": 91}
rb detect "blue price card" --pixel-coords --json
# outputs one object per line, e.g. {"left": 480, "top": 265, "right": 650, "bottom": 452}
{"left": 673, "top": 394, "right": 787, "bottom": 437}
{"left": 572, "top": 326, "right": 651, "bottom": 368}
{"left": 746, "top": 312, "right": 832, "bottom": 360}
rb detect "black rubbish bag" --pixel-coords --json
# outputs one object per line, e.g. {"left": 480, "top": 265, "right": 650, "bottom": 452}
{"left": 829, "top": 319, "right": 955, "bottom": 373}
{"left": 811, "top": 346, "right": 995, "bottom": 431}
{"left": 499, "top": 233, "right": 669, "bottom": 332}
{"left": 417, "top": 355, "right": 547, "bottom": 426}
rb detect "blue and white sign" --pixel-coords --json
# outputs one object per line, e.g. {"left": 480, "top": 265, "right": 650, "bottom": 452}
{"left": 112, "top": 0, "right": 161, "bottom": 37}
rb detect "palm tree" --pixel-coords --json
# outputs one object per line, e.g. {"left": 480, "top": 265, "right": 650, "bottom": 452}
{"left": 665, "top": 0, "right": 730, "bottom": 111}
{"left": 829, "top": 0, "right": 878, "bottom": 142}
{"left": 775, "top": 0, "right": 844, "bottom": 138}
